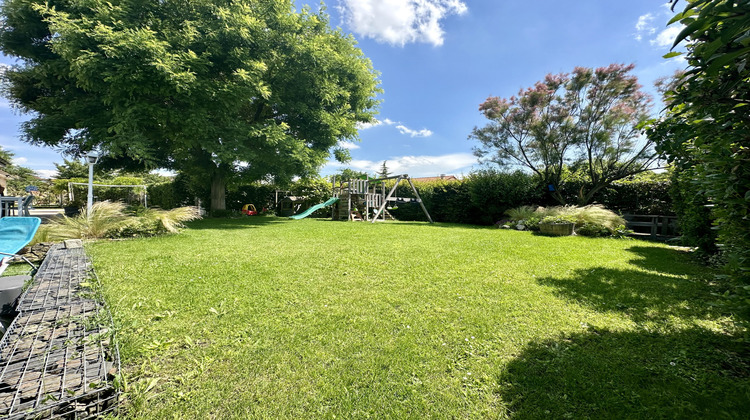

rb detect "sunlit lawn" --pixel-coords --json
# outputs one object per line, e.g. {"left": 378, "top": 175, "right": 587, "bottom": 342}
{"left": 88, "top": 217, "right": 749, "bottom": 418}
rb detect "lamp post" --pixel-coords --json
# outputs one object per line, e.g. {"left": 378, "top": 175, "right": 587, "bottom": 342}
{"left": 85, "top": 152, "right": 100, "bottom": 217}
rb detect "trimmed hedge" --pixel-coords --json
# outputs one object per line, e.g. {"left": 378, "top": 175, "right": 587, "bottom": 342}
{"left": 141, "top": 170, "right": 674, "bottom": 226}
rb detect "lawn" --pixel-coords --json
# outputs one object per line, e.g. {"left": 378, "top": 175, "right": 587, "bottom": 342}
{"left": 88, "top": 217, "right": 749, "bottom": 418}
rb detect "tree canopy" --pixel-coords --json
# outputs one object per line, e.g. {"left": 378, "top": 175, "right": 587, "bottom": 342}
{"left": 470, "top": 64, "right": 655, "bottom": 205}
{"left": 0, "top": 0, "right": 381, "bottom": 210}
{"left": 0, "top": 146, "right": 42, "bottom": 196}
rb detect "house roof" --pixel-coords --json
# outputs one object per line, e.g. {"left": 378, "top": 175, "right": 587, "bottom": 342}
{"left": 411, "top": 175, "right": 458, "bottom": 183}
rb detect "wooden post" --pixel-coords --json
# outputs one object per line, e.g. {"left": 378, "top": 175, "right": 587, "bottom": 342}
{"left": 406, "top": 177, "right": 434, "bottom": 224}
{"left": 372, "top": 175, "right": 403, "bottom": 222}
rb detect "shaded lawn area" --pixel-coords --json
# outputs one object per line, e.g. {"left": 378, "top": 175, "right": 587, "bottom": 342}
{"left": 88, "top": 217, "right": 750, "bottom": 418}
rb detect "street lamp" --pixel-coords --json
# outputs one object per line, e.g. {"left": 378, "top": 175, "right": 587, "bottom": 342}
{"left": 86, "top": 152, "right": 101, "bottom": 217}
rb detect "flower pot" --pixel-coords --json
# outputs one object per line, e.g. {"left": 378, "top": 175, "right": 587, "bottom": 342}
{"left": 539, "top": 222, "right": 574, "bottom": 236}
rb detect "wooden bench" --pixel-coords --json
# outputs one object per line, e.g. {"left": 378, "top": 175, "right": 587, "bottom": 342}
{"left": 623, "top": 214, "right": 678, "bottom": 239}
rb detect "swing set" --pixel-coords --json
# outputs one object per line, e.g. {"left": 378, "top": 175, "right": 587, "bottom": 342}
{"left": 330, "top": 174, "right": 433, "bottom": 223}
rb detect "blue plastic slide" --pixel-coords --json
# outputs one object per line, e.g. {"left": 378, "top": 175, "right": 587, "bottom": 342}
{"left": 289, "top": 197, "right": 340, "bottom": 219}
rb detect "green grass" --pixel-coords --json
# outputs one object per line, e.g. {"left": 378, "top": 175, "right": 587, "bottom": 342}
{"left": 88, "top": 217, "right": 749, "bottom": 419}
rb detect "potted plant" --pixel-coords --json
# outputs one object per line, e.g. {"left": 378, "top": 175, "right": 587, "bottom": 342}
{"left": 538, "top": 215, "right": 575, "bottom": 236}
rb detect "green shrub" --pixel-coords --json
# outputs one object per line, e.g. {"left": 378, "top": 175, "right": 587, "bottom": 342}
{"left": 576, "top": 222, "right": 610, "bottom": 237}
{"left": 540, "top": 215, "right": 575, "bottom": 225}
{"left": 525, "top": 215, "right": 542, "bottom": 231}
{"left": 506, "top": 205, "right": 626, "bottom": 237}
{"left": 467, "top": 170, "right": 544, "bottom": 224}
{"left": 208, "top": 209, "right": 238, "bottom": 218}
{"left": 670, "top": 167, "right": 717, "bottom": 256}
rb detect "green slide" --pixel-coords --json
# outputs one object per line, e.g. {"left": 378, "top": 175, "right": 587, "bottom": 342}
{"left": 289, "top": 197, "right": 339, "bottom": 219}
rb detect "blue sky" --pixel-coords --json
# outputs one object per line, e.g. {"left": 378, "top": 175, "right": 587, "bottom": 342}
{"left": 0, "top": 0, "right": 685, "bottom": 178}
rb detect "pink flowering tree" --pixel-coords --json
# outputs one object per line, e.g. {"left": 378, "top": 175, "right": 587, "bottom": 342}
{"left": 470, "top": 64, "right": 656, "bottom": 205}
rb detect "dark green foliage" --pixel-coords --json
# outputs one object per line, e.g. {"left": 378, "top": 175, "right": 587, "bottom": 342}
{"left": 598, "top": 179, "right": 673, "bottom": 215}
{"left": 558, "top": 170, "right": 672, "bottom": 215}
{"left": 669, "top": 167, "right": 716, "bottom": 255}
{"left": 148, "top": 181, "right": 188, "bottom": 210}
{"left": 649, "top": 0, "right": 750, "bottom": 327}
{"left": 389, "top": 170, "right": 668, "bottom": 226}
{"left": 389, "top": 180, "right": 475, "bottom": 223}
{"left": 467, "top": 169, "right": 544, "bottom": 225}
{"left": 0, "top": 0, "right": 381, "bottom": 211}
{"left": 225, "top": 184, "right": 276, "bottom": 213}
{"left": 390, "top": 171, "right": 543, "bottom": 225}
{"left": 575, "top": 222, "right": 612, "bottom": 237}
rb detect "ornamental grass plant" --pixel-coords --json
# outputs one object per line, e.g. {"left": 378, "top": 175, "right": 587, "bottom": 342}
{"left": 45, "top": 201, "right": 200, "bottom": 240}
{"left": 505, "top": 204, "right": 627, "bottom": 236}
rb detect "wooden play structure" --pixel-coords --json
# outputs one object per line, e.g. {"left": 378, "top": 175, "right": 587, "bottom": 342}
{"left": 331, "top": 174, "right": 433, "bottom": 223}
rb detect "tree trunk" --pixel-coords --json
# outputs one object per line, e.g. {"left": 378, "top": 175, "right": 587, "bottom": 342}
{"left": 550, "top": 190, "right": 566, "bottom": 205}
{"left": 210, "top": 171, "right": 227, "bottom": 212}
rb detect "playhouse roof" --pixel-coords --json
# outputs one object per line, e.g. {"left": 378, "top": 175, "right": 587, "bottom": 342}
{"left": 411, "top": 175, "right": 458, "bottom": 183}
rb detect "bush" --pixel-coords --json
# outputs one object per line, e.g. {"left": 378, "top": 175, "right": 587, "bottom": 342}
{"left": 505, "top": 205, "right": 627, "bottom": 237}
{"left": 600, "top": 178, "right": 673, "bottom": 215}
{"left": 540, "top": 215, "right": 575, "bottom": 225}
{"left": 389, "top": 170, "right": 542, "bottom": 225}
{"left": 467, "top": 170, "right": 544, "bottom": 225}
{"left": 670, "top": 167, "right": 717, "bottom": 256}
{"left": 388, "top": 179, "right": 473, "bottom": 223}
{"left": 226, "top": 183, "right": 276, "bottom": 213}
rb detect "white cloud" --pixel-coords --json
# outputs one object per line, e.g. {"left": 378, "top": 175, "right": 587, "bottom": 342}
{"left": 12, "top": 157, "right": 28, "bottom": 165}
{"left": 34, "top": 169, "right": 58, "bottom": 179}
{"left": 395, "top": 124, "right": 433, "bottom": 138}
{"left": 323, "top": 152, "right": 477, "bottom": 177}
{"left": 356, "top": 118, "right": 396, "bottom": 130}
{"left": 634, "top": 6, "right": 686, "bottom": 49}
{"left": 356, "top": 117, "right": 433, "bottom": 138}
{"left": 337, "top": 140, "right": 361, "bottom": 150}
{"left": 338, "top": 0, "right": 468, "bottom": 47}
{"left": 356, "top": 120, "right": 381, "bottom": 130}
{"left": 634, "top": 13, "right": 656, "bottom": 41}
{"left": 651, "top": 25, "right": 683, "bottom": 48}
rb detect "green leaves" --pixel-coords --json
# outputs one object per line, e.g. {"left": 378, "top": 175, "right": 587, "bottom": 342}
{"left": 654, "top": 0, "right": 750, "bottom": 328}
{"left": 0, "top": 0, "right": 380, "bottom": 210}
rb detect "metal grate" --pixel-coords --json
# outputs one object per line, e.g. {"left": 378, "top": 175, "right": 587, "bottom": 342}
{"left": 0, "top": 243, "right": 120, "bottom": 418}
{"left": 16, "top": 245, "right": 92, "bottom": 312}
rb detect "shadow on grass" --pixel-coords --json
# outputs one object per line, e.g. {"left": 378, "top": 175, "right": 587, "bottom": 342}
{"left": 627, "top": 245, "right": 703, "bottom": 276}
{"left": 498, "top": 328, "right": 750, "bottom": 419}
{"left": 536, "top": 250, "right": 718, "bottom": 323}
{"left": 186, "top": 216, "right": 286, "bottom": 230}
{"left": 537, "top": 266, "right": 717, "bottom": 322}
{"left": 387, "top": 221, "right": 492, "bottom": 230}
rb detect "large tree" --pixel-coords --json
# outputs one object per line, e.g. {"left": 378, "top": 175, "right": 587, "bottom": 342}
{"left": 470, "top": 64, "right": 656, "bottom": 205}
{"left": 0, "top": 0, "right": 380, "bottom": 210}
